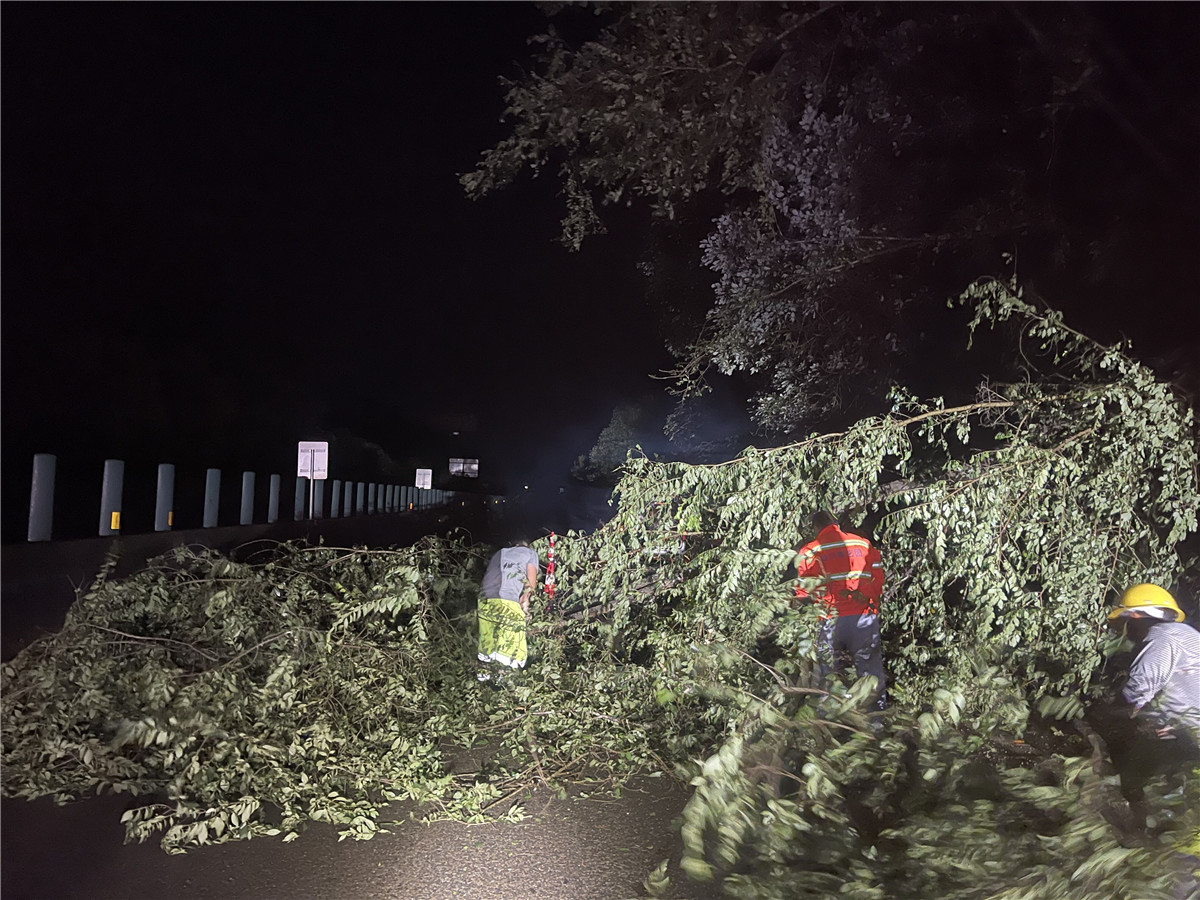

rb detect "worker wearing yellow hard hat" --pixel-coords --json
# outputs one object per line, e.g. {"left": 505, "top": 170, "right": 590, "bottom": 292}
{"left": 1100, "top": 584, "right": 1199, "bottom": 834}
{"left": 1107, "top": 584, "right": 1197, "bottom": 739}
{"left": 1107, "top": 582, "right": 1186, "bottom": 624}
{"left": 1102, "top": 583, "right": 1200, "bottom": 831}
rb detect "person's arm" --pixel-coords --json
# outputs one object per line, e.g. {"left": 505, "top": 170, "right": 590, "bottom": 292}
{"left": 520, "top": 561, "right": 538, "bottom": 614}
{"left": 1123, "top": 641, "right": 1170, "bottom": 710}
{"left": 794, "top": 543, "right": 817, "bottom": 600}
{"left": 864, "top": 543, "right": 884, "bottom": 604}
{"left": 1122, "top": 637, "right": 1178, "bottom": 735}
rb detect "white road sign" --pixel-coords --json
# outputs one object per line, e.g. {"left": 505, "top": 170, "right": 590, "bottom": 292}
{"left": 415, "top": 468, "right": 432, "bottom": 490}
{"left": 297, "top": 441, "right": 329, "bottom": 480}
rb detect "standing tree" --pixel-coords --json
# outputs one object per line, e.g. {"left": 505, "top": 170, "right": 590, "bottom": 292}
{"left": 464, "top": 2, "right": 1199, "bottom": 434}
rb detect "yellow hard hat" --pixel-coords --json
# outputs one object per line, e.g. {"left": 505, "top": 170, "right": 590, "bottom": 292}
{"left": 1108, "top": 583, "right": 1185, "bottom": 623}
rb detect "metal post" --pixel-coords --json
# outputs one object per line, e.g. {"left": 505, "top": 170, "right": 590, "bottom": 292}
{"left": 155, "top": 463, "right": 175, "bottom": 532}
{"left": 356, "top": 482, "right": 365, "bottom": 515}
{"left": 343, "top": 480, "right": 353, "bottom": 517}
{"left": 385, "top": 485, "right": 394, "bottom": 513}
{"left": 203, "top": 468, "right": 221, "bottom": 528}
{"left": 240, "top": 471, "right": 255, "bottom": 526}
{"left": 306, "top": 450, "right": 315, "bottom": 521}
{"left": 367, "top": 483, "right": 376, "bottom": 514}
{"left": 294, "top": 477, "right": 307, "bottom": 521}
{"left": 330, "top": 479, "right": 341, "bottom": 518}
{"left": 313, "top": 479, "right": 324, "bottom": 519}
{"left": 28, "top": 453, "right": 56, "bottom": 542}
{"left": 268, "top": 474, "right": 281, "bottom": 524}
{"left": 28, "top": 453, "right": 56, "bottom": 540}
{"left": 99, "top": 459, "right": 124, "bottom": 535}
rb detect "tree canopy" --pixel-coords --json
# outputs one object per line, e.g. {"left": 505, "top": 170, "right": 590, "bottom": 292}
{"left": 464, "top": 2, "right": 1199, "bottom": 434}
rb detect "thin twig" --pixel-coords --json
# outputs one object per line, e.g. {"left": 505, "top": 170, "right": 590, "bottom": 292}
{"left": 179, "top": 630, "right": 296, "bottom": 680}
{"left": 85, "top": 624, "right": 219, "bottom": 661}
{"left": 482, "top": 756, "right": 586, "bottom": 812}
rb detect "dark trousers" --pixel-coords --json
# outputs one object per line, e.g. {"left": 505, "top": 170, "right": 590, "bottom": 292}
{"left": 817, "top": 613, "right": 887, "bottom": 708}
{"left": 1088, "top": 703, "right": 1200, "bottom": 807}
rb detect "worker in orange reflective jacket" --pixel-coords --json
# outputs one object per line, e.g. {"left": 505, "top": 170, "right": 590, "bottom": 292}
{"left": 794, "top": 510, "right": 887, "bottom": 710}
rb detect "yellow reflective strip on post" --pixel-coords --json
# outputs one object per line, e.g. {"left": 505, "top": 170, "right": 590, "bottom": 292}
{"left": 168, "top": 511, "right": 174, "bottom": 527}
{"left": 110, "top": 511, "right": 121, "bottom": 530}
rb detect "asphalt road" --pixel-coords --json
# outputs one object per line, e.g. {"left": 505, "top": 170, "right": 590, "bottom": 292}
{"left": 1, "top": 777, "right": 716, "bottom": 900}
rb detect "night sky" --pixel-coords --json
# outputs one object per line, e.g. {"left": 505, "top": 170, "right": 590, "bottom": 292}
{"left": 2, "top": 3, "right": 679, "bottom": 540}
{"left": 3, "top": 4, "right": 1198, "bottom": 543}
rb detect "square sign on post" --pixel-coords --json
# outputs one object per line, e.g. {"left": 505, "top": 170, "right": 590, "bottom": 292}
{"left": 298, "top": 442, "right": 329, "bottom": 480}
{"left": 415, "top": 468, "right": 432, "bottom": 490}
{"left": 298, "top": 441, "right": 329, "bottom": 521}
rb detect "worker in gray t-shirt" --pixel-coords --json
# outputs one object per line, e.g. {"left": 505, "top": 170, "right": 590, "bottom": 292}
{"left": 477, "top": 540, "right": 540, "bottom": 683}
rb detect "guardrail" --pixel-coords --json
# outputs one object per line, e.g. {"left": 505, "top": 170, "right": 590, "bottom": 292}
{"left": 24, "top": 453, "right": 454, "bottom": 543}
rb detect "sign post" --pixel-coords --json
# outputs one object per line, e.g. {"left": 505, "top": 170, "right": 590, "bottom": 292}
{"left": 297, "top": 441, "right": 329, "bottom": 520}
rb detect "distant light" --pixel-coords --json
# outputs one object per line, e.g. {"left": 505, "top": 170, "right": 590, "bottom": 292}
{"left": 452, "top": 431, "right": 460, "bottom": 436}
{"left": 524, "top": 485, "right": 529, "bottom": 490}
{"left": 450, "top": 458, "right": 479, "bottom": 477}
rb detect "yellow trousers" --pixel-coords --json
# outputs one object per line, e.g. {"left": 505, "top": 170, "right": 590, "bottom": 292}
{"left": 477, "top": 597, "right": 527, "bottom": 669}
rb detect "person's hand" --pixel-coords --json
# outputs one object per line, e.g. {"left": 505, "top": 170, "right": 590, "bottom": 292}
{"left": 1132, "top": 715, "right": 1174, "bottom": 741}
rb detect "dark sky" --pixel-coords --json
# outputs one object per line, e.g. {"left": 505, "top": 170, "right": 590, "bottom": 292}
{"left": 3, "top": 4, "right": 1198, "bottom": 542}
{"left": 2, "top": 2, "right": 679, "bottom": 537}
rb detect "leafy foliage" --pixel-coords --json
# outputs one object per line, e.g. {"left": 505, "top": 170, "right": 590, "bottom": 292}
{"left": 571, "top": 399, "right": 658, "bottom": 486}
{"left": 4, "top": 287, "right": 1198, "bottom": 895}
{"left": 465, "top": 2, "right": 1199, "bottom": 433}
{"left": 2, "top": 538, "right": 502, "bottom": 852}
{"left": 677, "top": 672, "right": 1200, "bottom": 899}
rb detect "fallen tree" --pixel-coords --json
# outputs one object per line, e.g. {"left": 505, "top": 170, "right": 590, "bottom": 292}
{"left": 4, "top": 282, "right": 1198, "bottom": 896}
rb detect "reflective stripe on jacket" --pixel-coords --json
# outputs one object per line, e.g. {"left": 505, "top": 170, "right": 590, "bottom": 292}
{"left": 794, "top": 524, "right": 884, "bottom": 617}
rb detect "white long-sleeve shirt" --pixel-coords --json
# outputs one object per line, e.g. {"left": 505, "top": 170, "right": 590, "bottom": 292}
{"left": 1123, "top": 621, "right": 1200, "bottom": 740}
